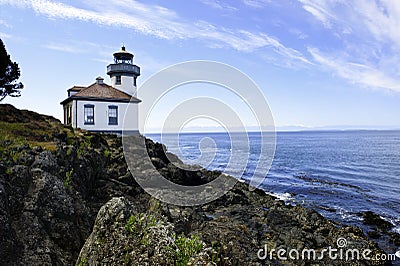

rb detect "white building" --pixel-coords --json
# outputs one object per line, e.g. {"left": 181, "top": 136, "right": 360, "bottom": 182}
{"left": 60, "top": 46, "right": 141, "bottom": 135}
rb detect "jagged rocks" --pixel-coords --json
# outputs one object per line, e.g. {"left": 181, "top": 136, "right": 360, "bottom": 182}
{"left": 0, "top": 104, "right": 397, "bottom": 265}
{"left": 0, "top": 165, "right": 82, "bottom": 265}
{"left": 76, "top": 197, "right": 138, "bottom": 265}
{"left": 362, "top": 211, "right": 394, "bottom": 231}
{"left": 77, "top": 197, "right": 215, "bottom": 266}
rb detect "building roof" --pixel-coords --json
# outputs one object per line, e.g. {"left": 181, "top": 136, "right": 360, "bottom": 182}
{"left": 67, "top": 86, "right": 86, "bottom": 92}
{"left": 60, "top": 82, "right": 141, "bottom": 105}
{"left": 113, "top": 46, "right": 134, "bottom": 60}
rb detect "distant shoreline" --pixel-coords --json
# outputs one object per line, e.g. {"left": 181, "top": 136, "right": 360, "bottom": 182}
{"left": 145, "top": 128, "right": 400, "bottom": 135}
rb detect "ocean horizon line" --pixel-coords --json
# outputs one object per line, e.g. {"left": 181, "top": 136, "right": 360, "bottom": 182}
{"left": 144, "top": 127, "right": 400, "bottom": 135}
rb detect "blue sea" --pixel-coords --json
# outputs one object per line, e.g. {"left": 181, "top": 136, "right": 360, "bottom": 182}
{"left": 147, "top": 130, "right": 400, "bottom": 234}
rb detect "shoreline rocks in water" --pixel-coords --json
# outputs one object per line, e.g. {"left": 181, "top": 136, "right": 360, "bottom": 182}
{"left": 0, "top": 104, "right": 398, "bottom": 265}
{"left": 362, "top": 211, "right": 394, "bottom": 231}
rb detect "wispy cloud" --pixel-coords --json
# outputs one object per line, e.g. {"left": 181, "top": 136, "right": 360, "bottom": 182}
{"left": 199, "top": 0, "right": 237, "bottom": 11}
{"left": 0, "top": 0, "right": 309, "bottom": 68}
{"left": 308, "top": 48, "right": 400, "bottom": 92}
{"left": 0, "top": 19, "right": 12, "bottom": 28}
{"left": 301, "top": 3, "right": 334, "bottom": 29}
{"left": 300, "top": 0, "right": 400, "bottom": 43}
{"left": 43, "top": 40, "right": 114, "bottom": 55}
{"left": 242, "top": 0, "right": 271, "bottom": 8}
{"left": 0, "top": 32, "right": 12, "bottom": 39}
{"left": 300, "top": 0, "right": 400, "bottom": 92}
{"left": 43, "top": 42, "right": 87, "bottom": 53}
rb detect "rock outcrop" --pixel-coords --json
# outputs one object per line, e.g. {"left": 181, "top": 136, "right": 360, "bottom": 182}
{"left": 0, "top": 104, "right": 397, "bottom": 265}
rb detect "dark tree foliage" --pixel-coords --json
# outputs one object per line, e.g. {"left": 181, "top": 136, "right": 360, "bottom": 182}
{"left": 0, "top": 38, "right": 23, "bottom": 101}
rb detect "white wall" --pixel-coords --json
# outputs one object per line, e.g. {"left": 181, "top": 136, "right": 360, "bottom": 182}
{"left": 71, "top": 100, "right": 77, "bottom": 128}
{"left": 110, "top": 76, "right": 137, "bottom": 96}
{"left": 74, "top": 100, "right": 139, "bottom": 132}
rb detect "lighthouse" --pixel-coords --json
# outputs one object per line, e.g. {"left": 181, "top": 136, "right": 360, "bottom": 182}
{"left": 107, "top": 46, "right": 141, "bottom": 97}
{"left": 61, "top": 45, "right": 141, "bottom": 135}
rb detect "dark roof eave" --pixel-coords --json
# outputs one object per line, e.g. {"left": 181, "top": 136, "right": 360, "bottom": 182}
{"left": 60, "top": 96, "right": 141, "bottom": 105}
{"left": 67, "top": 86, "right": 85, "bottom": 92}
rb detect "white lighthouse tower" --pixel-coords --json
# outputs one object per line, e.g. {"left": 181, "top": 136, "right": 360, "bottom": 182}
{"left": 107, "top": 46, "right": 141, "bottom": 96}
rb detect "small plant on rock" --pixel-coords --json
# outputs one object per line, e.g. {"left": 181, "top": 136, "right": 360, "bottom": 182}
{"left": 174, "top": 233, "right": 204, "bottom": 266}
{"left": 64, "top": 168, "right": 73, "bottom": 188}
{"left": 125, "top": 213, "right": 157, "bottom": 246}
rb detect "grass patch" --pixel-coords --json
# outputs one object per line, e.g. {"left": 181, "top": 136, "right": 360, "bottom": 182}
{"left": 0, "top": 120, "right": 69, "bottom": 153}
{"left": 174, "top": 234, "right": 204, "bottom": 266}
{"left": 30, "top": 141, "right": 57, "bottom": 152}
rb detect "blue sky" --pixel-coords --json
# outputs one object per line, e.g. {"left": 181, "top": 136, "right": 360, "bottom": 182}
{"left": 0, "top": 0, "right": 399, "bottom": 130}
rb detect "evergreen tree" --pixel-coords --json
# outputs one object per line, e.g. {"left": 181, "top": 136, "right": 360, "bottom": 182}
{"left": 0, "top": 38, "right": 23, "bottom": 101}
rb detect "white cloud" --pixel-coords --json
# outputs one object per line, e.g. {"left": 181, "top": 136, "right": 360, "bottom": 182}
{"left": 300, "top": 0, "right": 400, "bottom": 92}
{"left": 248, "top": 32, "right": 311, "bottom": 65}
{"left": 0, "top": 0, "right": 309, "bottom": 68}
{"left": 242, "top": 0, "right": 271, "bottom": 8}
{"left": 199, "top": 0, "right": 237, "bottom": 11}
{"left": 355, "top": 0, "right": 400, "bottom": 45}
{"left": 299, "top": 0, "right": 400, "bottom": 43}
{"left": 43, "top": 40, "right": 114, "bottom": 55}
{"left": 308, "top": 48, "right": 400, "bottom": 92}
{"left": 43, "top": 42, "right": 87, "bottom": 53}
{"left": 289, "top": 28, "right": 308, "bottom": 40}
{"left": 0, "top": 31, "right": 12, "bottom": 39}
{"left": 302, "top": 4, "right": 332, "bottom": 28}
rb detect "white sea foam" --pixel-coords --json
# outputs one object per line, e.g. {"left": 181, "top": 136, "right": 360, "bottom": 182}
{"left": 393, "top": 227, "right": 400, "bottom": 234}
{"left": 264, "top": 191, "right": 293, "bottom": 201}
{"left": 335, "top": 206, "right": 363, "bottom": 221}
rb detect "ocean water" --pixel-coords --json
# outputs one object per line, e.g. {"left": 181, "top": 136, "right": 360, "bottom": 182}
{"left": 146, "top": 130, "right": 400, "bottom": 233}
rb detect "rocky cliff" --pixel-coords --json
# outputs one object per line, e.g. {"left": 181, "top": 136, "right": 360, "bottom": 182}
{"left": 0, "top": 104, "right": 395, "bottom": 265}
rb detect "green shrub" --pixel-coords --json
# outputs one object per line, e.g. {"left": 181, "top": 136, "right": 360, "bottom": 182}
{"left": 174, "top": 234, "right": 204, "bottom": 266}
{"left": 125, "top": 213, "right": 157, "bottom": 246}
{"left": 64, "top": 168, "right": 73, "bottom": 188}
{"left": 77, "top": 257, "right": 87, "bottom": 266}
{"left": 103, "top": 149, "right": 111, "bottom": 159}
{"left": 125, "top": 212, "right": 211, "bottom": 265}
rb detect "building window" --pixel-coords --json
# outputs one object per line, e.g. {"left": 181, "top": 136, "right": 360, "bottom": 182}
{"left": 116, "top": 75, "right": 121, "bottom": 85}
{"left": 108, "top": 105, "right": 118, "bottom": 125}
{"left": 84, "top": 104, "right": 94, "bottom": 125}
